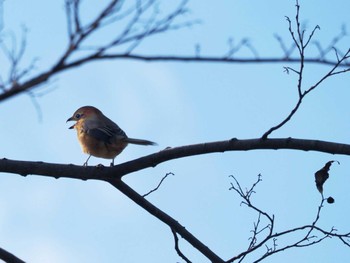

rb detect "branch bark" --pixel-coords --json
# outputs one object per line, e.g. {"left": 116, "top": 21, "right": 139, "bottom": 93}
{"left": 1, "top": 0, "right": 349, "bottom": 104}
{"left": 110, "top": 179, "right": 224, "bottom": 263}
{"left": 0, "top": 247, "right": 25, "bottom": 263}
{"left": 1, "top": 138, "right": 350, "bottom": 181}
{"left": 2, "top": 55, "right": 348, "bottom": 104}
{"left": 1, "top": 137, "right": 348, "bottom": 262}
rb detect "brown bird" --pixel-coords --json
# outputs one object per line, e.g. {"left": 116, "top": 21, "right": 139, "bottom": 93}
{"left": 67, "top": 106, "right": 156, "bottom": 166}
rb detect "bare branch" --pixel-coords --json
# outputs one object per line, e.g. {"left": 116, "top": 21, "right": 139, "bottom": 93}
{"left": 228, "top": 174, "right": 274, "bottom": 263}
{"left": 1, "top": 138, "right": 350, "bottom": 181}
{"left": 171, "top": 228, "right": 192, "bottom": 263}
{"left": 27, "top": 90, "right": 43, "bottom": 122}
{"left": 304, "top": 25, "right": 320, "bottom": 48}
{"left": 313, "top": 25, "right": 347, "bottom": 59}
{"left": 303, "top": 48, "right": 350, "bottom": 95}
{"left": 254, "top": 198, "right": 350, "bottom": 262}
{"left": 227, "top": 175, "right": 350, "bottom": 263}
{"left": 142, "top": 172, "right": 174, "bottom": 197}
{"left": 285, "top": 15, "right": 301, "bottom": 54}
{"left": 109, "top": 179, "right": 225, "bottom": 263}
{"left": 223, "top": 37, "right": 259, "bottom": 59}
{"left": 0, "top": 247, "right": 25, "bottom": 263}
{"left": 262, "top": 1, "right": 350, "bottom": 139}
{"left": 8, "top": 137, "right": 348, "bottom": 262}
{"left": 0, "top": 28, "right": 38, "bottom": 90}
{"left": 1, "top": 0, "right": 349, "bottom": 103}
{"left": 274, "top": 34, "right": 296, "bottom": 58}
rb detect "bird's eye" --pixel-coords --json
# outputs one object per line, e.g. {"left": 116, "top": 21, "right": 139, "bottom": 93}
{"left": 75, "top": 113, "right": 81, "bottom": 119}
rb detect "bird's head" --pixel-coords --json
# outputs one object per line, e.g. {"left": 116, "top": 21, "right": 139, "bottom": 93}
{"left": 67, "top": 106, "right": 102, "bottom": 129}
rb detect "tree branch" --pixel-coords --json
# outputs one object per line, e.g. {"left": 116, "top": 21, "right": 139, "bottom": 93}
{"left": 261, "top": 1, "right": 350, "bottom": 139}
{"left": 142, "top": 172, "right": 174, "bottom": 197}
{"left": 171, "top": 228, "right": 192, "bottom": 263}
{"left": 0, "top": 247, "right": 25, "bottom": 263}
{"left": 109, "top": 178, "right": 224, "bottom": 263}
{"left": 1, "top": 138, "right": 350, "bottom": 181}
{"left": 227, "top": 175, "right": 350, "bottom": 263}
{"left": 1, "top": 137, "right": 349, "bottom": 262}
{"left": 1, "top": 0, "right": 349, "bottom": 104}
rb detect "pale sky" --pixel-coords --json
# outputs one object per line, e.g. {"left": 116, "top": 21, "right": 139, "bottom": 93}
{"left": 1, "top": 1, "right": 350, "bottom": 262}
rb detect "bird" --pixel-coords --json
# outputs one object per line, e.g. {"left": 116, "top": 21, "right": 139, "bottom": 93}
{"left": 67, "top": 106, "right": 157, "bottom": 166}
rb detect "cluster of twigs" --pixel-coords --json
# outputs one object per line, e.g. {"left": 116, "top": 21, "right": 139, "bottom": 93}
{"left": 262, "top": 0, "right": 350, "bottom": 139}
{"left": 0, "top": 0, "right": 350, "bottom": 262}
{"left": 0, "top": 0, "right": 195, "bottom": 101}
{"left": 0, "top": 0, "right": 349, "bottom": 104}
{"left": 227, "top": 174, "right": 350, "bottom": 262}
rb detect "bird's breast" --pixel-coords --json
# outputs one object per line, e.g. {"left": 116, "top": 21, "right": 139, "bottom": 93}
{"left": 77, "top": 130, "right": 128, "bottom": 159}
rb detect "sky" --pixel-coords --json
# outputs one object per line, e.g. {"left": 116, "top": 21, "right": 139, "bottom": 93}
{"left": 1, "top": 0, "right": 350, "bottom": 262}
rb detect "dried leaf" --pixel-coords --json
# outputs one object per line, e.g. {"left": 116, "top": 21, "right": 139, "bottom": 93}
{"left": 314, "top": 160, "right": 340, "bottom": 194}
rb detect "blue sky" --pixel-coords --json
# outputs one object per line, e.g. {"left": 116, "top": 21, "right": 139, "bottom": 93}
{"left": 1, "top": 1, "right": 350, "bottom": 262}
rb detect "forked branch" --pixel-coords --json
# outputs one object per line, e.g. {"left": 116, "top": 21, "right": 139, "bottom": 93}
{"left": 227, "top": 175, "right": 350, "bottom": 262}
{"left": 1, "top": 0, "right": 349, "bottom": 103}
{"left": 262, "top": 0, "right": 350, "bottom": 139}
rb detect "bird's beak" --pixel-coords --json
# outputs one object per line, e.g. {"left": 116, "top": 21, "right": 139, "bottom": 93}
{"left": 66, "top": 117, "right": 75, "bottom": 129}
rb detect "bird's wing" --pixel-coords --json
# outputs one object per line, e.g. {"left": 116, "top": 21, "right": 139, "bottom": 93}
{"left": 87, "top": 124, "right": 127, "bottom": 144}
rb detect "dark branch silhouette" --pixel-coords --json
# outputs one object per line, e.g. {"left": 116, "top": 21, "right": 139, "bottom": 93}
{"left": 109, "top": 178, "right": 225, "bottom": 263}
{"left": 171, "top": 228, "right": 192, "bottom": 263}
{"left": 262, "top": 0, "right": 350, "bottom": 139}
{"left": 0, "top": 137, "right": 349, "bottom": 262}
{"left": 1, "top": 0, "right": 350, "bottom": 262}
{"left": 0, "top": 247, "right": 25, "bottom": 263}
{"left": 227, "top": 174, "right": 350, "bottom": 263}
{"left": 0, "top": 0, "right": 349, "bottom": 103}
{"left": 1, "top": 138, "right": 350, "bottom": 181}
{"left": 142, "top": 172, "right": 174, "bottom": 197}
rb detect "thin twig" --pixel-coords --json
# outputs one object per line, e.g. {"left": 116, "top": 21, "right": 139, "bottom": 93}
{"left": 262, "top": 1, "right": 350, "bottom": 139}
{"left": 109, "top": 179, "right": 225, "bottom": 263}
{"left": 171, "top": 228, "right": 192, "bottom": 263}
{"left": 142, "top": 172, "right": 174, "bottom": 197}
{"left": 227, "top": 175, "right": 350, "bottom": 263}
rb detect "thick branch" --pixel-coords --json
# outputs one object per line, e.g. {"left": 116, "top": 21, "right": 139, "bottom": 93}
{"left": 0, "top": 247, "right": 25, "bottom": 263}
{"left": 1, "top": 138, "right": 349, "bottom": 262}
{"left": 110, "top": 179, "right": 223, "bottom": 263}
{"left": 1, "top": 138, "right": 350, "bottom": 181}
{"left": 0, "top": 70, "right": 54, "bottom": 101}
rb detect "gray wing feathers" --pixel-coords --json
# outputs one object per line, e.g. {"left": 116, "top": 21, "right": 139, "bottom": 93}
{"left": 86, "top": 117, "right": 127, "bottom": 143}
{"left": 85, "top": 116, "right": 155, "bottom": 146}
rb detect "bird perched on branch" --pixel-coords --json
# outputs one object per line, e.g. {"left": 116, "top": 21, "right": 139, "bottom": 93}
{"left": 67, "top": 106, "right": 157, "bottom": 166}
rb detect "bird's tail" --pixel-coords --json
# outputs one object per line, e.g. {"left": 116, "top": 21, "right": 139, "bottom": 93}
{"left": 125, "top": 137, "right": 157, "bottom": 146}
